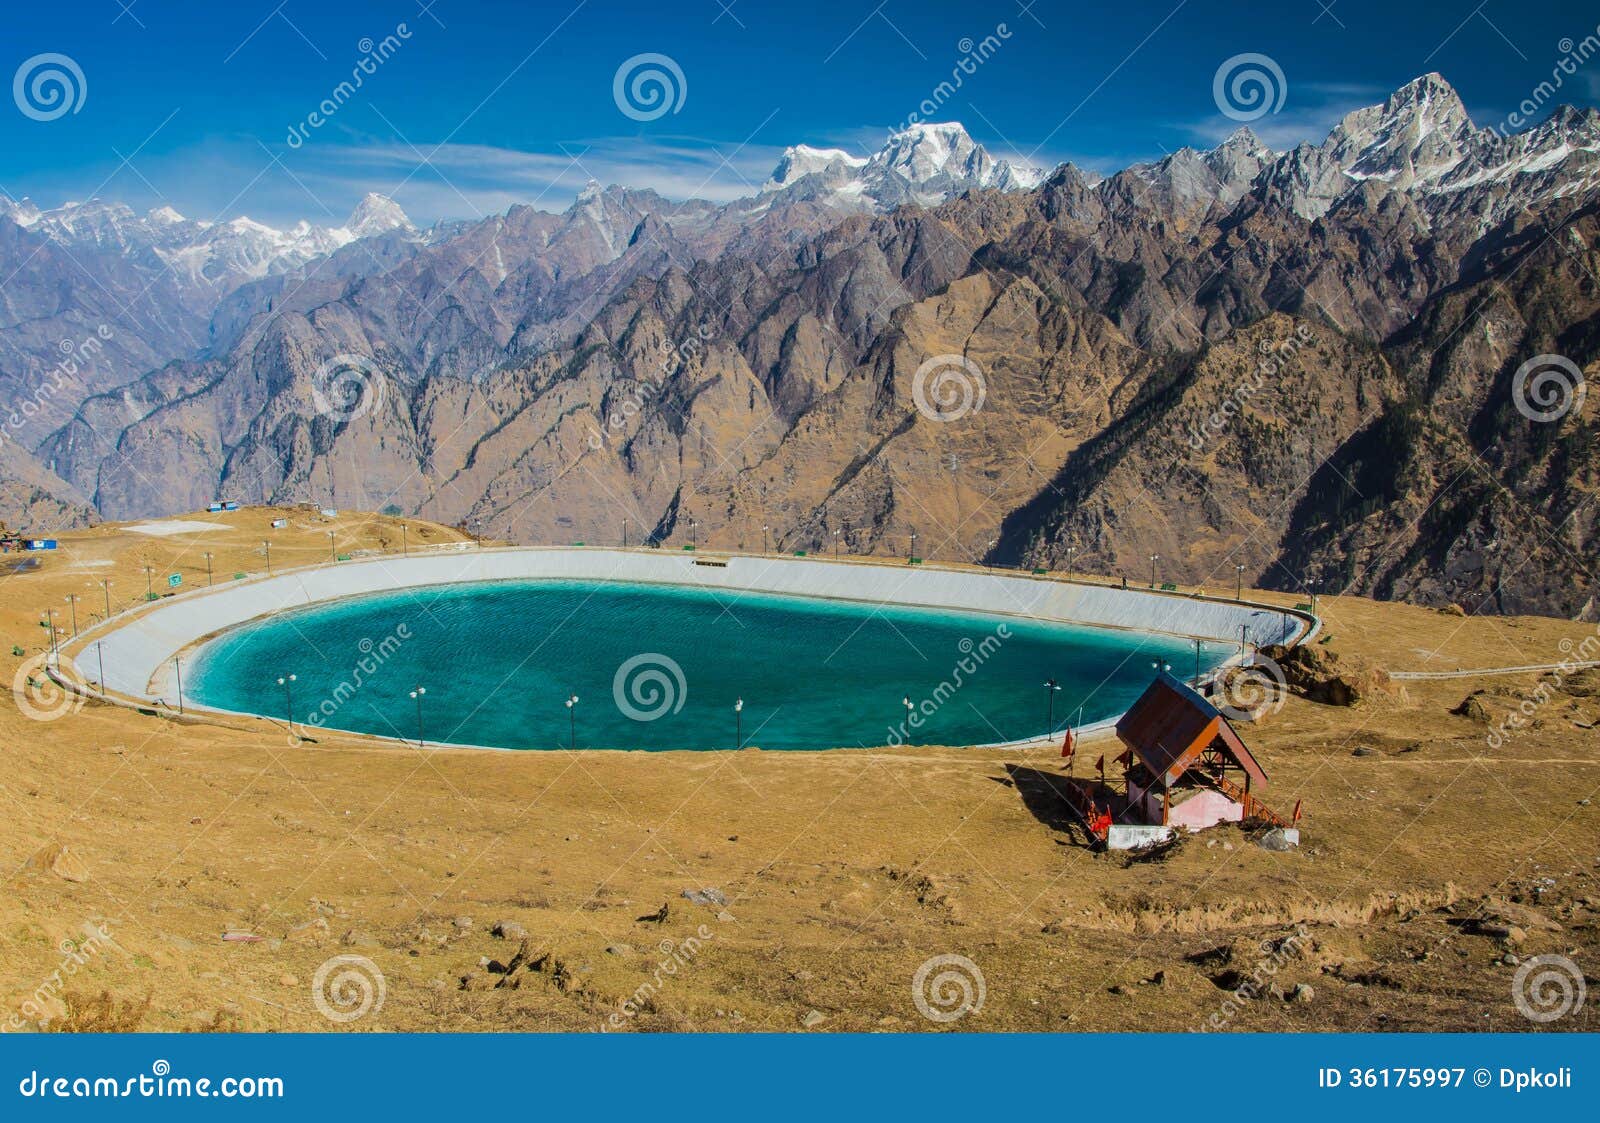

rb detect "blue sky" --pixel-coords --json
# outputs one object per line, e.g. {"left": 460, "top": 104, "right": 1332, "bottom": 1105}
{"left": 0, "top": 0, "right": 1594, "bottom": 227}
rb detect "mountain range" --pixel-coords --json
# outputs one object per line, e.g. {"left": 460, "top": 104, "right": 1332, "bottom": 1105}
{"left": 4, "top": 75, "right": 1597, "bottom": 618}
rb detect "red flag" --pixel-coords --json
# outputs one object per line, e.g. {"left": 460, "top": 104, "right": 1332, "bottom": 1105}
{"left": 1060, "top": 726, "right": 1075, "bottom": 758}
{"left": 1095, "top": 754, "right": 1105, "bottom": 779}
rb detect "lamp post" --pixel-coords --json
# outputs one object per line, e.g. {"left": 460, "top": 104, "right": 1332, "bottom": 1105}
{"left": 145, "top": 565, "right": 154, "bottom": 598}
{"left": 734, "top": 697, "right": 744, "bottom": 750}
{"left": 986, "top": 538, "right": 996, "bottom": 568}
{"left": 401, "top": 525, "right": 408, "bottom": 557}
{"left": 96, "top": 642, "right": 105, "bottom": 694}
{"left": 1151, "top": 659, "right": 1172, "bottom": 676}
{"left": 329, "top": 531, "right": 336, "bottom": 562}
{"left": 65, "top": 594, "right": 78, "bottom": 637}
{"left": 1235, "top": 564, "right": 1245, "bottom": 601}
{"left": 409, "top": 686, "right": 426, "bottom": 748}
{"left": 204, "top": 552, "right": 214, "bottom": 586}
{"left": 173, "top": 656, "right": 184, "bottom": 715}
{"left": 46, "top": 608, "right": 57, "bottom": 657}
{"left": 1149, "top": 554, "right": 1159, "bottom": 589}
{"left": 908, "top": 530, "right": 917, "bottom": 564}
{"left": 689, "top": 518, "right": 698, "bottom": 550}
{"left": 1043, "top": 677, "right": 1061, "bottom": 738}
{"left": 263, "top": 541, "right": 272, "bottom": 576}
{"left": 1194, "top": 639, "right": 1203, "bottom": 683}
{"left": 902, "top": 694, "right": 914, "bottom": 738}
{"left": 565, "top": 693, "right": 578, "bottom": 749}
{"left": 1067, "top": 545, "right": 1077, "bottom": 581}
{"left": 278, "top": 673, "right": 297, "bottom": 736}
{"left": 762, "top": 525, "right": 770, "bottom": 554}
{"left": 102, "top": 579, "right": 111, "bottom": 619}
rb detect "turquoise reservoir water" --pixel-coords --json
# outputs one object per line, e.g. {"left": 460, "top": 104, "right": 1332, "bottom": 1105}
{"left": 187, "top": 579, "right": 1219, "bottom": 751}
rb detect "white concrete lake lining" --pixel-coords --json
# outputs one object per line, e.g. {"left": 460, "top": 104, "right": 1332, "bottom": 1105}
{"left": 77, "top": 548, "right": 1313, "bottom": 708}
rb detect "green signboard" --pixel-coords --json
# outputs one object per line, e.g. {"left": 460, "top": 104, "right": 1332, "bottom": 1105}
{"left": 168, "top": 573, "right": 183, "bottom": 588}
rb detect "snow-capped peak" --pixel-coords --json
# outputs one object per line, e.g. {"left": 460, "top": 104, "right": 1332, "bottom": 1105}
{"left": 762, "top": 122, "right": 1047, "bottom": 210}
{"left": 345, "top": 192, "right": 412, "bottom": 238}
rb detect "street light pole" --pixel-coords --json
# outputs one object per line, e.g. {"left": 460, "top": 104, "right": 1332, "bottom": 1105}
{"left": 173, "top": 656, "right": 184, "bottom": 715}
{"left": 566, "top": 694, "right": 579, "bottom": 749}
{"left": 1067, "top": 545, "right": 1077, "bottom": 581}
{"left": 908, "top": 530, "right": 917, "bottom": 564}
{"left": 734, "top": 697, "right": 743, "bottom": 750}
{"left": 66, "top": 594, "right": 78, "bottom": 637}
{"left": 278, "top": 674, "right": 297, "bottom": 737}
{"left": 690, "top": 519, "right": 698, "bottom": 550}
{"left": 263, "top": 542, "right": 272, "bottom": 576}
{"left": 145, "top": 566, "right": 153, "bottom": 598}
{"left": 410, "top": 686, "right": 426, "bottom": 748}
{"left": 1194, "top": 639, "right": 1203, "bottom": 683}
{"left": 329, "top": 531, "right": 336, "bottom": 562}
{"left": 1043, "top": 677, "right": 1061, "bottom": 737}
{"left": 96, "top": 642, "right": 105, "bottom": 693}
{"left": 102, "top": 580, "right": 111, "bottom": 619}
{"left": 401, "top": 525, "right": 408, "bottom": 557}
{"left": 1149, "top": 554, "right": 1159, "bottom": 589}
{"left": 46, "top": 608, "right": 57, "bottom": 656}
{"left": 1235, "top": 564, "right": 1244, "bottom": 601}
{"left": 762, "top": 525, "right": 770, "bottom": 554}
{"left": 902, "top": 695, "right": 914, "bottom": 738}
{"left": 204, "top": 552, "right": 214, "bottom": 586}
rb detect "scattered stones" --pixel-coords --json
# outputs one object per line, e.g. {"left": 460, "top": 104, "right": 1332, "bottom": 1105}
{"left": 283, "top": 917, "right": 329, "bottom": 945}
{"left": 278, "top": 973, "right": 298, "bottom": 988}
{"left": 604, "top": 943, "right": 635, "bottom": 957}
{"left": 1351, "top": 746, "right": 1377, "bottom": 757}
{"left": 451, "top": 915, "right": 474, "bottom": 930}
{"left": 800, "top": 1009, "right": 826, "bottom": 1029}
{"left": 681, "top": 887, "right": 729, "bottom": 907}
{"left": 1289, "top": 983, "right": 1315, "bottom": 1004}
{"left": 715, "top": 910, "right": 736, "bottom": 923}
{"left": 1257, "top": 828, "right": 1300, "bottom": 852}
{"left": 29, "top": 843, "right": 89, "bottom": 883}
{"left": 492, "top": 920, "right": 528, "bottom": 941}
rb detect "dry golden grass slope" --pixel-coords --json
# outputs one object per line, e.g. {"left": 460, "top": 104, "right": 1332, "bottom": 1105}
{"left": 0, "top": 508, "right": 1596, "bottom": 1032}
